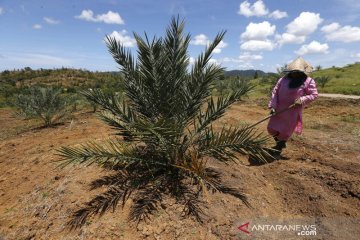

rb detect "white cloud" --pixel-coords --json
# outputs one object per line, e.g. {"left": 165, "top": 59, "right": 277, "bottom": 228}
{"left": 240, "top": 40, "right": 274, "bottom": 51}
{"left": 190, "top": 34, "right": 209, "bottom": 45}
{"left": 0, "top": 7, "right": 3, "bottom": 15}
{"left": 213, "top": 40, "right": 228, "bottom": 53}
{"left": 4, "top": 53, "right": 71, "bottom": 67}
{"left": 44, "top": 17, "right": 60, "bottom": 24}
{"left": 221, "top": 57, "right": 234, "bottom": 63}
{"left": 222, "top": 53, "right": 262, "bottom": 63}
{"left": 238, "top": 0, "right": 268, "bottom": 17}
{"left": 223, "top": 58, "right": 254, "bottom": 69}
{"left": 32, "top": 24, "right": 42, "bottom": 29}
{"left": 240, "top": 21, "right": 275, "bottom": 52}
{"left": 269, "top": 10, "right": 288, "bottom": 19}
{"left": 76, "top": 10, "right": 124, "bottom": 24}
{"left": 241, "top": 21, "right": 276, "bottom": 40}
{"left": 295, "top": 41, "right": 329, "bottom": 55}
{"left": 350, "top": 52, "right": 360, "bottom": 59}
{"left": 286, "top": 12, "right": 323, "bottom": 36}
{"left": 321, "top": 23, "right": 340, "bottom": 33}
{"left": 107, "top": 30, "right": 136, "bottom": 47}
{"left": 238, "top": 62, "right": 255, "bottom": 69}
{"left": 238, "top": 1, "right": 287, "bottom": 20}
{"left": 191, "top": 34, "right": 227, "bottom": 53}
{"left": 189, "top": 57, "right": 195, "bottom": 65}
{"left": 208, "top": 58, "right": 219, "bottom": 65}
{"left": 239, "top": 52, "right": 263, "bottom": 61}
{"left": 321, "top": 23, "right": 360, "bottom": 42}
{"left": 276, "top": 33, "right": 306, "bottom": 45}
{"left": 276, "top": 12, "right": 323, "bottom": 46}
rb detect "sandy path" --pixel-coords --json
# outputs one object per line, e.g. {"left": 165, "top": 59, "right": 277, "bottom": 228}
{"left": 319, "top": 93, "right": 360, "bottom": 99}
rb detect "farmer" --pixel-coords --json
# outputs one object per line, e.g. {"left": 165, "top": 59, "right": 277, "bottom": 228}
{"left": 267, "top": 57, "right": 318, "bottom": 159}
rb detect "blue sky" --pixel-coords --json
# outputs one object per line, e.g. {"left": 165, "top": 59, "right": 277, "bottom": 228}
{"left": 0, "top": 0, "right": 360, "bottom": 72}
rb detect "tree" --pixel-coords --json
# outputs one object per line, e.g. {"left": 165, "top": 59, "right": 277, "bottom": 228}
{"left": 230, "top": 79, "right": 253, "bottom": 100}
{"left": 58, "top": 17, "right": 271, "bottom": 228}
{"left": 14, "top": 86, "right": 71, "bottom": 127}
{"left": 315, "top": 76, "right": 331, "bottom": 88}
{"left": 253, "top": 70, "right": 258, "bottom": 79}
{"left": 315, "top": 65, "right": 322, "bottom": 71}
{"left": 276, "top": 64, "right": 287, "bottom": 75}
{"left": 215, "top": 80, "right": 228, "bottom": 95}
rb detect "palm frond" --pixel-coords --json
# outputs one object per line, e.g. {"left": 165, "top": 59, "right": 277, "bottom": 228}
{"left": 81, "top": 89, "right": 135, "bottom": 123}
{"left": 194, "top": 84, "right": 254, "bottom": 134}
{"left": 192, "top": 31, "right": 226, "bottom": 77}
{"left": 179, "top": 32, "right": 226, "bottom": 124}
{"left": 105, "top": 35, "right": 136, "bottom": 80}
{"left": 198, "top": 126, "right": 271, "bottom": 163}
{"left": 186, "top": 64, "right": 225, "bottom": 114}
{"left": 57, "top": 139, "right": 148, "bottom": 168}
{"left": 97, "top": 111, "right": 134, "bottom": 140}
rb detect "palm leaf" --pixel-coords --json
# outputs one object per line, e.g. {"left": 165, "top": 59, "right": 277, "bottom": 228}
{"left": 198, "top": 126, "right": 271, "bottom": 163}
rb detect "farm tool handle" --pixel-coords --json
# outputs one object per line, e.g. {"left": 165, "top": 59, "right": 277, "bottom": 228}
{"left": 244, "top": 103, "right": 296, "bottom": 130}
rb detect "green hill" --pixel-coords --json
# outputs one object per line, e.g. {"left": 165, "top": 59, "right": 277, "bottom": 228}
{"left": 0, "top": 68, "right": 124, "bottom": 107}
{"left": 0, "top": 67, "right": 122, "bottom": 88}
{"left": 224, "top": 69, "right": 266, "bottom": 78}
{"left": 311, "top": 63, "right": 360, "bottom": 95}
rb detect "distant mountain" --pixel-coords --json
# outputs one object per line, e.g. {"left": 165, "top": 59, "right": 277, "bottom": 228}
{"left": 224, "top": 69, "right": 266, "bottom": 77}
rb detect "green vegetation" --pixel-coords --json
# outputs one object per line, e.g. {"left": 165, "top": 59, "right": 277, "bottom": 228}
{"left": 14, "top": 86, "right": 72, "bottom": 127}
{"left": 311, "top": 63, "right": 360, "bottom": 95}
{"left": 57, "top": 17, "right": 270, "bottom": 228}
{"left": 315, "top": 76, "right": 331, "bottom": 88}
{"left": 214, "top": 76, "right": 254, "bottom": 98}
{"left": 0, "top": 68, "right": 125, "bottom": 108}
{"left": 1, "top": 59, "right": 359, "bottom": 110}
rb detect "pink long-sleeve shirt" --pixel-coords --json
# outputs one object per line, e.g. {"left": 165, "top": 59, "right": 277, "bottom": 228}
{"left": 267, "top": 76, "right": 318, "bottom": 140}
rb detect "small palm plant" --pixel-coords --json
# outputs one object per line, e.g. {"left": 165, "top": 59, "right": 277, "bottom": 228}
{"left": 230, "top": 79, "right": 252, "bottom": 100}
{"left": 215, "top": 80, "right": 229, "bottom": 95}
{"left": 58, "top": 17, "right": 270, "bottom": 228}
{"left": 315, "top": 76, "right": 331, "bottom": 88}
{"left": 315, "top": 65, "right": 322, "bottom": 71}
{"left": 15, "top": 86, "right": 71, "bottom": 127}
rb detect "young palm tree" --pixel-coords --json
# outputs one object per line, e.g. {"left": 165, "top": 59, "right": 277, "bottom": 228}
{"left": 58, "top": 17, "right": 271, "bottom": 228}
{"left": 15, "top": 86, "right": 71, "bottom": 127}
{"left": 315, "top": 76, "right": 331, "bottom": 88}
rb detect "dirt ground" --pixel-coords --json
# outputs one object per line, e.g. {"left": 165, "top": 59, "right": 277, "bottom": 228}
{"left": 0, "top": 97, "right": 359, "bottom": 240}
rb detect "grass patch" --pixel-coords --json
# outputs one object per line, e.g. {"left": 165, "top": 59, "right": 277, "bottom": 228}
{"left": 311, "top": 63, "right": 360, "bottom": 95}
{"left": 305, "top": 118, "right": 334, "bottom": 130}
{"left": 340, "top": 115, "right": 360, "bottom": 123}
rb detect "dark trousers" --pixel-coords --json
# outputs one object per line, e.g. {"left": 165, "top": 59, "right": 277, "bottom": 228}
{"left": 274, "top": 137, "right": 286, "bottom": 152}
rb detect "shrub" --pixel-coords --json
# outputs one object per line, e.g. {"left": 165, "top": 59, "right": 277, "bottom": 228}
{"left": 215, "top": 80, "right": 229, "bottom": 95}
{"left": 315, "top": 76, "right": 331, "bottom": 88}
{"left": 58, "top": 17, "right": 270, "bottom": 228}
{"left": 229, "top": 79, "right": 253, "bottom": 100}
{"left": 14, "top": 86, "right": 72, "bottom": 127}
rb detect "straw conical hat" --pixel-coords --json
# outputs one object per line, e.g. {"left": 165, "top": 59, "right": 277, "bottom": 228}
{"left": 284, "top": 57, "right": 313, "bottom": 73}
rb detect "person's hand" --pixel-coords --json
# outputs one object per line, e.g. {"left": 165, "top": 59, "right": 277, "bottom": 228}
{"left": 270, "top": 108, "right": 276, "bottom": 115}
{"left": 294, "top": 98, "right": 302, "bottom": 106}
